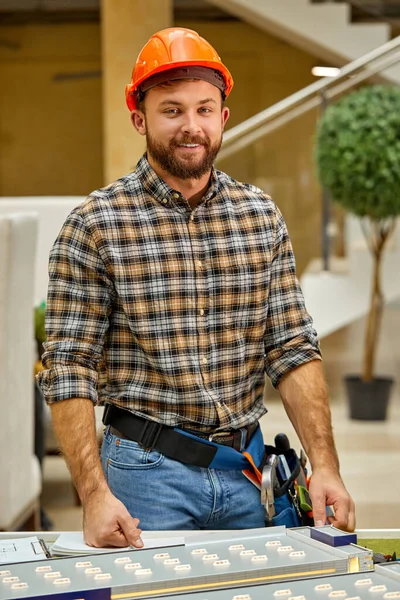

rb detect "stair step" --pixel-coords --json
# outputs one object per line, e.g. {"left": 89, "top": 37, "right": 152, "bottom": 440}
{"left": 303, "top": 256, "right": 349, "bottom": 275}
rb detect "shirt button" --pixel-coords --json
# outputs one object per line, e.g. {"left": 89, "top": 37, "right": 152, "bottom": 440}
{"left": 196, "top": 260, "right": 203, "bottom": 268}
{"left": 162, "top": 198, "right": 168, "bottom": 204}
{"left": 199, "top": 309, "right": 205, "bottom": 316}
{"left": 173, "top": 193, "right": 179, "bottom": 199}
{"left": 202, "top": 357, "right": 208, "bottom": 365}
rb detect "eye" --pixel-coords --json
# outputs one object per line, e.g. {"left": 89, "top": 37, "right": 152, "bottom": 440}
{"left": 199, "top": 107, "right": 212, "bottom": 114}
{"left": 164, "top": 108, "right": 180, "bottom": 115}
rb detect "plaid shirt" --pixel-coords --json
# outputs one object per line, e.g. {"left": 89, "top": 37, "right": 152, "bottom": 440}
{"left": 37, "top": 155, "right": 321, "bottom": 432}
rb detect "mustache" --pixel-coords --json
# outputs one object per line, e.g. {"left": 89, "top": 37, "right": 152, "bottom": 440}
{"left": 171, "top": 136, "right": 209, "bottom": 147}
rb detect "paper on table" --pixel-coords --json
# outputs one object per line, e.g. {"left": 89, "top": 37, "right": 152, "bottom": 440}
{"left": 0, "top": 537, "right": 49, "bottom": 564}
{"left": 51, "top": 532, "right": 185, "bottom": 556}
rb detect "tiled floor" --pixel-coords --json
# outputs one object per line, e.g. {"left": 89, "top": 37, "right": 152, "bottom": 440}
{"left": 41, "top": 303, "right": 400, "bottom": 531}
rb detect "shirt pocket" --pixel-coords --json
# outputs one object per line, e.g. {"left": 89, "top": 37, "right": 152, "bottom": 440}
{"left": 117, "top": 258, "right": 194, "bottom": 343}
{"left": 215, "top": 255, "right": 270, "bottom": 338}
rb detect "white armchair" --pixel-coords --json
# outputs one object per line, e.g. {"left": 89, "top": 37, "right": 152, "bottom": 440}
{"left": 0, "top": 198, "right": 105, "bottom": 457}
{"left": 0, "top": 214, "right": 42, "bottom": 530}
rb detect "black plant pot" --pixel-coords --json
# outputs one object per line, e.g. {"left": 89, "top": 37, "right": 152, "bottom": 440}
{"left": 345, "top": 375, "right": 393, "bottom": 421}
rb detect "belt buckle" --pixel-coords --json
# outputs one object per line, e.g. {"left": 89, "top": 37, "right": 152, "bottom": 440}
{"left": 209, "top": 430, "right": 242, "bottom": 450}
{"left": 208, "top": 432, "right": 225, "bottom": 443}
{"left": 208, "top": 431, "right": 230, "bottom": 445}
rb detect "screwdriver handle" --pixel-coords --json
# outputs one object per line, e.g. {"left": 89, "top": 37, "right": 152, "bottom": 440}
{"left": 274, "top": 433, "right": 290, "bottom": 451}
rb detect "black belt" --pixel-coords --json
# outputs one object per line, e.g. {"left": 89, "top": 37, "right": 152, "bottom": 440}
{"left": 102, "top": 403, "right": 258, "bottom": 469}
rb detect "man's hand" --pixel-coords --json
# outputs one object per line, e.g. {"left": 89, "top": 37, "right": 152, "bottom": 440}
{"left": 278, "top": 362, "right": 356, "bottom": 531}
{"left": 83, "top": 486, "right": 144, "bottom": 548}
{"left": 309, "top": 468, "right": 356, "bottom": 532}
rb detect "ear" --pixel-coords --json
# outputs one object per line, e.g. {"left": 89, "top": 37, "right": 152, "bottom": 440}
{"left": 221, "top": 106, "right": 230, "bottom": 131}
{"left": 131, "top": 110, "right": 146, "bottom": 136}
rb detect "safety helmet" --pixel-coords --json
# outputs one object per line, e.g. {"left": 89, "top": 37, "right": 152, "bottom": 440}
{"left": 125, "top": 27, "right": 234, "bottom": 111}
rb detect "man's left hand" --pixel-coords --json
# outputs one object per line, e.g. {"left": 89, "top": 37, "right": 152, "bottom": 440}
{"left": 308, "top": 468, "right": 356, "bottom": 532}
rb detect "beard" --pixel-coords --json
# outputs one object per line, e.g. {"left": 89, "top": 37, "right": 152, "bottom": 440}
{"left": 146, "top": 130, "right": 222, "bottom": 180}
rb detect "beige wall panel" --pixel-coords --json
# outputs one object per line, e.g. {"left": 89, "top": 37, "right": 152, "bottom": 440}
{"left": 0, "top": 14, "right": 328, "bottom": 273}
{"left": 101, "top": 0, "right": 172, "bottom": 184}
{"left": 0, "top": 23, "right": 102, "bottom": 196}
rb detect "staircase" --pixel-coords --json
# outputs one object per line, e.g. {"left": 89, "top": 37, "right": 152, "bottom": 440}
{"left": 208, "top": 0, "right": 400, "bottom": 83}
{"left": 300, "top": 216, "right": 400, "bottom": 339}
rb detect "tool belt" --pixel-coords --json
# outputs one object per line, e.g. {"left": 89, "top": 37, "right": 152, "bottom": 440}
{"left": 259, "top": 442, "right": 314, "bottom": 528}
{"left": 103, "top": 404, "right": 314, "bottom": 528}
{"left": 103, "top": 403, "right": 261, "bottom": 469}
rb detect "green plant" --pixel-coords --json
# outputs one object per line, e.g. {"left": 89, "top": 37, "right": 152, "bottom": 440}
{"left": 315, "top": 85, "right": 400, "bottom": 381}
{"left": 34, "top": 301, "right": 46, "bottom": 345}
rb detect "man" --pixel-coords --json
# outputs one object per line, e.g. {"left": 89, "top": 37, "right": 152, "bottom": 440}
{"left": 37, "top": 27, "right": 355, "bottom": 548}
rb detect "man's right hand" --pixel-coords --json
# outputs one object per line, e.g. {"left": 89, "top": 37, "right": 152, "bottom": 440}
{"left": 83, "top": 486, "right": 143, "bottom": 548}
{"left": 48, "top": 399, "right": 142, "bottom": 547}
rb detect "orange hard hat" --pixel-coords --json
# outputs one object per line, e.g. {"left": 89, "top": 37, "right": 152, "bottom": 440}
{"left": 125, "top": 27, "right": 234, "bottom": 111}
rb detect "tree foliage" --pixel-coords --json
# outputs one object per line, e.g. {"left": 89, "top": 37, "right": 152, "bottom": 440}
{"left": 315, "top": 85, "right": 400, "bottom": 220}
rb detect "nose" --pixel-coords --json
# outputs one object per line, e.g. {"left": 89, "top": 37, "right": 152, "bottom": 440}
{"left": 181, "top": 111, "right": 202, "bottom": 136}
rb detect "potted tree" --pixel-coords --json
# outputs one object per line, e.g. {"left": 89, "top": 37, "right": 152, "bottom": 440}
{"left": 314, "top": 84, "right": 400, "bottom": 420}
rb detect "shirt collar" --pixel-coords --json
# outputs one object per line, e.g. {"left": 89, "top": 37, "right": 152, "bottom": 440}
{"left": 135, "top": 154, "right": 220, "bottom": 208}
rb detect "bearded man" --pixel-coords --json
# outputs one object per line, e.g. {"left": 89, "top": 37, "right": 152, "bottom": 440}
{"left": 37, "top": 28, "right": 355, "bottom": 548}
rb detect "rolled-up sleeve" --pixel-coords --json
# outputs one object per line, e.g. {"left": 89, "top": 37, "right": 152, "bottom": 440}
{"left": 36, "top": 208, "right": 114, "bottom": 404}
{"left": 264, "top": 208, "right": 321, "bottom": 387}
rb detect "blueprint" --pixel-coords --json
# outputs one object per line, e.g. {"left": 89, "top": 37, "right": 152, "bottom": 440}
{"left": 0, "top": 537, "right": 48, "bottom": 565}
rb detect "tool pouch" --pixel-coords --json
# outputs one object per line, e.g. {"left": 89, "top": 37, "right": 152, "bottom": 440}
{"left": 261, "top": 444, "right": 314, "bottom": 528}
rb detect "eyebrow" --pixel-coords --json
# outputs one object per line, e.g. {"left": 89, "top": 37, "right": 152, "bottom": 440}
{"left": 158, "top": 97, "right": 217, "bottom": 107}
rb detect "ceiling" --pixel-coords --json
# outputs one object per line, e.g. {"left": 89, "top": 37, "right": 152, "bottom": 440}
{"left": 0, "top": 0, "right": 236, "bottom": 23}
{"left": 1, "top": 0, "right": 400, "bottom": 25}
{"left": 0, "top": 0, "right": 95, "bottom": 9}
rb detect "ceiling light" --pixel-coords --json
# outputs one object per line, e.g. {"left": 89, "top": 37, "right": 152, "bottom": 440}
{"left": 312, "top": 66, "right": 341, "bottom": 77}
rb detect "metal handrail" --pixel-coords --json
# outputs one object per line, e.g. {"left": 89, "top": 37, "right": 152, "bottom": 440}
{"left": 218, "top": 34, "right": 400, "bottom": 161}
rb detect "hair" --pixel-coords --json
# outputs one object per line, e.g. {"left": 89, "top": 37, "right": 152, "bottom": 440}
{"left": 137, "top": 96, "right": 146, "bottom": 114}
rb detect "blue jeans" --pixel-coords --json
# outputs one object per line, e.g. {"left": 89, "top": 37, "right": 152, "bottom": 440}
{"left": 100, "top": 426, "right": 265, "bottom": 530}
